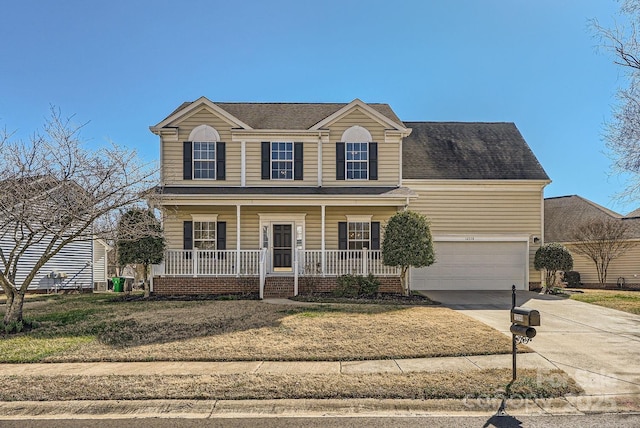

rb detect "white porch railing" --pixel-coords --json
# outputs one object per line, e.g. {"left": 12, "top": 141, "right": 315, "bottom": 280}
{"left": 297, "top": 249, "right": 398, "bottom": 276}
{"left": 161, "top": 249, "right": 261, "bottom": 277}
{"left": 155, "top": 249, "right": 398, "bottom": 278}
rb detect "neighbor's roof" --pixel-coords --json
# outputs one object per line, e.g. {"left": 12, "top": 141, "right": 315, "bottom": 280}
{"left": 544, "top": 195, "right": 640, "bottom": 242}
{"left": 163, "top": 101, "right": 404, "bottom": 130}
{"left": 401, "top": 122, "right": 550, "bottom": 180}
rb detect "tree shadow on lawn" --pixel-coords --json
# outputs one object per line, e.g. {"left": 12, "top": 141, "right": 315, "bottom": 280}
{"left": 6, "top": 294, "right": 420, "bottom": 350}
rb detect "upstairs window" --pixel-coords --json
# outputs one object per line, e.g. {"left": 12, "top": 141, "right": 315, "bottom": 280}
{"left": 193, "top": 142, "right": 216, "bottom": 179}
{"left": 336, "top": 126, "right": 377, "bottom": 181}
{"left": 183, "top": 125, "right": 225, "bottom": 181}
{"left": 346, "top": 142, "right": 368, "bottom": 180}
{"left": 271, "top": 142, "right": 293, "bottom": 180}
{"left": 262, "top": 142, "right": 303, "bottom": 180}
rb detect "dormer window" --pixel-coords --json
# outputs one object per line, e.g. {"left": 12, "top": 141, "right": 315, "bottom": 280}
{"left": 183, "top": 125, "right": 225, "bottom": 181}
{"left": 336, "top": 126, "right": 378, "bottom": 181}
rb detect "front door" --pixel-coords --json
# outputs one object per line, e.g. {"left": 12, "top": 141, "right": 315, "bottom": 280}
{"left": 272, "top": 224, "right": 292, "bottom": 271}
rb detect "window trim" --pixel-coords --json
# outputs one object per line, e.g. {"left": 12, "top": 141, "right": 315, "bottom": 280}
{"left": 345, "top": 141, "right": 369, "bottom": 180}
{"left": 345, "top": 215, "right": 373, "bottom": 250}
{"left": 270, "top": 141, "right": 294, "bottom": 180}
{"left": 191, "top": 215, "right": 218, "bottom": 250}
{"left": 192, "top": 141, "right": 217, "bottom": 180}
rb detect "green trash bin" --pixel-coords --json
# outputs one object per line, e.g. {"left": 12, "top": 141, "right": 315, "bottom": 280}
{"left": 112, "top": 277, "right": 123, "bottom": 293}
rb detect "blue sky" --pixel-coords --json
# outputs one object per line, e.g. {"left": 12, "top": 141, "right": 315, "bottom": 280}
{"left": 0, "top": 0, "right": 633, "bottom": 212}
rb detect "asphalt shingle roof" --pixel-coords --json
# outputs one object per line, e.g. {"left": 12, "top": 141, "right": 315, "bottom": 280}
{"left": 544, "top": 195, "right": 640, "bottom": 242}
{"left": 401, "top": 122, "right": 550, "bottom": 180}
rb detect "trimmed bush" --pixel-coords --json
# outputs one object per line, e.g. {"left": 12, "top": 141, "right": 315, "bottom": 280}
{"left": 563, "top": 271, "right": 581, "bottom": 288}
{"left": 333, "top": 274, "right": 380, "bottom": 298}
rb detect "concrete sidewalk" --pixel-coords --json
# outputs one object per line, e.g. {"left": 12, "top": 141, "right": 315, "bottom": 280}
{"left": 0, "top": 353, "right": 555, "bottom": 376}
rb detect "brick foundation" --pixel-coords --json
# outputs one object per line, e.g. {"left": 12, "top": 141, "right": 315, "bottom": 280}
{"left": 152, "top": 275, "right": 402, "bottom": 297}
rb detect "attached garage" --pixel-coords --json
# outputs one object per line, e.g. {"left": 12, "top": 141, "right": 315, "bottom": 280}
{"left": 411, "top": 238, "right": 529, "bottom": 291}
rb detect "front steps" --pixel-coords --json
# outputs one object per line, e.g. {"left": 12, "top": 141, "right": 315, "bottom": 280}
{"left": 263, "top": 276, "right": 295, "bottom": 298}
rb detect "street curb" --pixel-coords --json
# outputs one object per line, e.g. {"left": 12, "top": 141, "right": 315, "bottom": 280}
{"left": 0, "top": 396, "right": 638, "bottom": 419}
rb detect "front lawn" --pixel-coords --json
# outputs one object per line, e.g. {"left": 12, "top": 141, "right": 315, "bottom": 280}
{"left": 0, "top": 293, "right": 517, "bottom": 363}
{"left": 569, "top": 289, "right": 640, "bottom": 315}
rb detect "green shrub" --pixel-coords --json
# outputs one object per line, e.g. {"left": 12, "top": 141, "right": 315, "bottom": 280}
{"left": 333, "top": 274, "right": 380, "bottom": 298}
{"left": 563, "top": 271, "right": 581, "bottom": 288}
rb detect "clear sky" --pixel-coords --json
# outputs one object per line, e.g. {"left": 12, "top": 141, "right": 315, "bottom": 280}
{"left": 0, "top": 0, "right": 633, "bottom": 213}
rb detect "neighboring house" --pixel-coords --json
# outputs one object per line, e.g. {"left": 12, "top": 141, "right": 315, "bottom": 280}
{"left": 545, "top": 195, "right": 640, "bottom": 288}
{"left": 150, "top": 97, "right": 550, "bottom": 297}
{"left": 0, "top": 176, "right": 110, "bottom": 293}
{"left": 92, "top": 239, "right": 112, "bottom": 291}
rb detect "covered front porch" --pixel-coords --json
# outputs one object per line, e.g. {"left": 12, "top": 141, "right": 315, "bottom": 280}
{"left": 152, "top": 248, "right": 399, "bottom": 298}
{"left": 152, "top": 186, "right": 413, "bottom": 297}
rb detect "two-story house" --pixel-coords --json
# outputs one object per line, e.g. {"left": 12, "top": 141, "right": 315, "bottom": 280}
{"left": 150, "top": 97, "right": 550, "bottom": 297}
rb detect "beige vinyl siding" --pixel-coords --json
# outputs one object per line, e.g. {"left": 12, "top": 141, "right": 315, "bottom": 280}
{"left": 164, "top": 205, "right": 398, "bottom": 251}
{"left": 163, "top": 206, "right": 238, "bottom": 250}
{"left": 566, "top": 242, "right": 640, "bottom": 286}
{"left": 244, "top": 141, "right": 319, "bottom": 186}
{"left": 406, "top": 182, "right": 544, "bottom": 283}
{"left": 163, "top": 107, "right": 241, "bottom": 186}
{"left": 324, "top": 109, "right": 400, "bottom": 186}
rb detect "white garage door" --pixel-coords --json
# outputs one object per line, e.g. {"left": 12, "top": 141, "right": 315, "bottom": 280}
{"left": 411, "top": 241, "right": 528, "bottom": 291}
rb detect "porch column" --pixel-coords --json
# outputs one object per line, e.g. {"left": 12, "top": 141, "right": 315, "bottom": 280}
{"left": 321, "top": 204, "right": 326, "bottom": 277}
{"left": 236, "top": 204, "right": 241, "bottom": 276}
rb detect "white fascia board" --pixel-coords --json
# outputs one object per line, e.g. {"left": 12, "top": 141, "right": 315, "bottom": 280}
{"left": 151, "top": 96, "right": 253, "bottom": 130}
{"left": 231, "top": 130, "right": 328, "bottom": 143}
{"left": 403, "top": 179, "right": 551, "bottom": 192}
{"left": 156, "top": 194, "right": 412, "bottom": 207}
{"left": 310, "top": 99, "right": 410, "bottom": 135}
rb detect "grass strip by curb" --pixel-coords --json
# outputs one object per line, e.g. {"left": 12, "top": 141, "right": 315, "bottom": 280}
{"left": 0, "top": 369, "right": 581, "bottom": 401}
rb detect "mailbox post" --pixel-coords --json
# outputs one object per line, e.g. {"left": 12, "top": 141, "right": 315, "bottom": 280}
{"left": 510, "top": 285, "right": 540, "bottom": 381}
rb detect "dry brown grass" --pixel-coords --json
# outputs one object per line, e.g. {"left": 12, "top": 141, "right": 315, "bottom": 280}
{"left": 0, "top": 295, "right": 520, "bottom": 362}
{"left": 0, "top": 369, "right": 581, "bottom": 401}
{"left": 29, "top": 299, "right": 516, "bottom": 362}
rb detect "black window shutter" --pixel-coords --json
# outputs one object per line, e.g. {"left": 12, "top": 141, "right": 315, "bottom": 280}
{"left": 371, "top": 222, "right": 380, "bottom": 250}
{"left": 294, "top": 142, "right": 303, "bottom": 180}
{"left": 183, "top": 142, "right": 192, "bottom": 180}
{"left": 183, "top": 221, "right": 193, "bottom": 250}
{"left": 336, "top": 142, "right": 345, "bottom": 180}
{"left": 261, "top": 142, "right": 270, "bottom": 180}
{"left": 217, "top": 221, "right": 226, "bottom": 251}
{"left": 338, "top": 222, "right": 347, "bottom": 250}
{"left": 216, "top": 142, "right": 225, "bottom": 180}
{"left": 369, "top": 142, "right": 378, "bottom": 181}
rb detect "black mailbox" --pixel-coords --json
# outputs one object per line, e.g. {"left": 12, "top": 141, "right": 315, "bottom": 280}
{"left": 510, "top": 307, "right": 540, "bottom": 327}
{"left": 510, "top": 324, "right": 536, "bottom": 339}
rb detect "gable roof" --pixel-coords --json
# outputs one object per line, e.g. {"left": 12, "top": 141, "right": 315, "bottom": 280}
{"left": 154, "top": 97, "right": 404, "bottom": 130}
{"left": 544, "top": 195, "right": 640, "bottom": 242}
{"left": 401, "top": 122, "right": 549, "bottom": 180}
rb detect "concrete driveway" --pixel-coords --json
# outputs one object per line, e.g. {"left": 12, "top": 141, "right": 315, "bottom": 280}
{"left": 420, "top": 290, "right": 640, "bottom": 398}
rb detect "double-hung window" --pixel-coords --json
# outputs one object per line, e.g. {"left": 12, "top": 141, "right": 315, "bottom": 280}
{"left": 271, "top": 142, "right": 293, "bottom": 180}
{"left": 348, "top": 221, "right": 370, "bottom": 250}
{"left": 193, "top": 142, "right": 216, "bottom": 179}
{"left": 346, "top": 142, "right": 368, "bottom": 180}
{"left": 193, "top": 220, "right": 216, "bottom": 250}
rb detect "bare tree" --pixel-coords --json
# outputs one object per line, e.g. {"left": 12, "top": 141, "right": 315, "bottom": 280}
{"left": 593, "top": 1, "right": 640, "bottom": 200}
{"left": 570, "top": 218, "right": 635, "bottom": 286}
{"left": 0, "top": 107, "right": 157, "bottom": 327}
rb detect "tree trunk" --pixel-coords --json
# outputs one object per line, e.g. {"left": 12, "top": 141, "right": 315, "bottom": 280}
{"left": 143, "top": 263, "right": 150, "bottom": 298}
{"left": 401, "top": 266, "right": 410, "bottom": 296}
{"left": 3, "top": 292, "right": 24, "bottom": 325}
